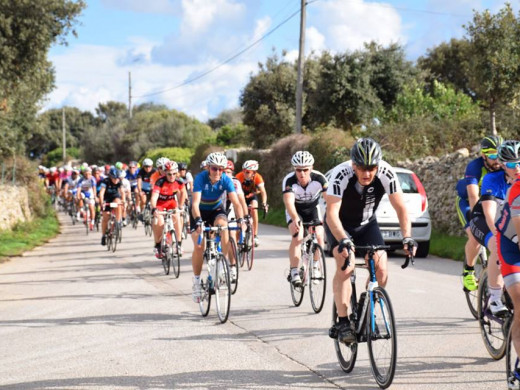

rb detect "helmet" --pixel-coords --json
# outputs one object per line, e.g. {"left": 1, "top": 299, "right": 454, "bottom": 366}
{"left": 104, "top": 164, "right": 111, "bottom": 171}
{"left": 226, "top": 160, "right": 235, "bottom": 171}
{"left": 350, "top": 138, "right": 382, "bottom": 166}
{"left": 119, "top": 170, "right": 126, "bottom": 178}
{"left": 58, "top": 167, "right": 64, "bottom": 173}
{"left": 178, "top": 162, "right": 188, "bottom": 170}
{"left": 291, "top": 151, "right": 314, "bottom": 167}
{"left": 498, "top": 140, "right": 520, "bottom": 163}
{"left": 142, "top": 158, "right": 153, "bottom": 167}
{"left": 156, "top": 157, "right": 170, "bottom": 170}
{"left": 109, "top": 167, "right": 119, "bottom": 179}
{"left": 84, "top": 167, "right": 92, "bottom": 174}
{"left": 242, "top": 160, "right": 259, "bottom": 171}
{"left": 164, "top": 161, "right": 178, "bottom": 172}
{"left": 129, "top": 161, "right": 138, "bottom": 168}
{"left": 115, "top": 161, "right": 123, "bottom": 170}
{"left": 206, "top": 152, "right": 228, "bottom": 168}
{"left": 481, "top": 135, "right": 504, "bottom": 153}
{"left": 50, "top": 167, "right": 57, "bottom": 173}
{"left": 200, "top": 160, "right": 208, "bottom": 169}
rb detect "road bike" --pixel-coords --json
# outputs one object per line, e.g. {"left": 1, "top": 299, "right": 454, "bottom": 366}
{"left": 464, "top": 246, "right": 488, "bottom": 319}
{"left": 227, "top": 219, "right": 242, "bottom": 295}
{"left": 478, "top": 269, "right": 513, "bottom": 360}
{"left": 181, "top": 202, "right": 190, "bottom": 240}
{"left": 331, "top": 245, "right": 414, "bottom": 389}
{"left": 287, "top": 221, "right": 327, "bottom": 313}
{"left": 197, "top": 223, "right": 231, "bottom": 323}
{"left": 155, "top": 209, "right": 181, "bottom": 277}
{"left": 104, "top": 202, "right": 121, "bottom": 253}
{"left": 239, "top": 213, "right": 255, "bottom": 270}
{"left": 506, "top": 313, "right": 519, "bottom": 389}
{"left": 129, "top": 192, "right": 139, "bottom": 230}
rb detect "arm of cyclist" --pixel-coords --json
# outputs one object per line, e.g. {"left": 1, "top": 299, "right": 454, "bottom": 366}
{"left": 467, "top": 183, "right": 479, "bottom": 211}
{"left": 282, "top": 192, "right": 300, "bottom": 238}
{"left": 326, "top": 196, "right": 353, "bottom": 260}
{"left": 514, "top": 217, "right": 520, "bottom": 252}
{"left": 191, "top": 191, "right": 203, "bottom": 236}
{"left": 98, "top": 187, "right": 105, "bottom": 207}
{"left": 258, "top": 184, "right": 268, "bottom": 213}
{"left": 482, "top": 199, "right": 498, "bottom": 235}
{"left": 150, "top": 191, "right": 159, "bottom": 215}
{"left": 177, "top": 184, "right": 187, "bottom": 212}
{"left": 388, "top": 191, "right": 416, "bottom": 256}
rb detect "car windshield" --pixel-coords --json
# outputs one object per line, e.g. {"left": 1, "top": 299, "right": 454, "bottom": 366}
{"left": 397, "top": 172, "right": 418, "bottom": 194}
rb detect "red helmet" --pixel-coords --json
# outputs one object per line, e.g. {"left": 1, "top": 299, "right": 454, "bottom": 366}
{"left": 226, "top": 160, "right": 235, "bottom": 171}
{"left": 164, "top": 161, "right": 178, "bottom": 172}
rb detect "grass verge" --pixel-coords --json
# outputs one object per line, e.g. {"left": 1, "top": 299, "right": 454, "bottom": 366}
{"left": 262, "top": 207, "right": 287, "bottom": 228}
{"left": 0, "top": 210, "right": 60, "bottom": 262}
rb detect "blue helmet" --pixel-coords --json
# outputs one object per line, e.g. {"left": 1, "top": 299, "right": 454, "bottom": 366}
{"left": 108, "top": 167, "right": 119, "bottom": 179}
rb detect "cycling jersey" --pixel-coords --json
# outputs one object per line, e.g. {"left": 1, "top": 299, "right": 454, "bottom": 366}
{"left": 153, "top": 177, "right": 184, "bottom": 210}
{"left": 193, "top": 170, "right": 235, "bottom": 211}
{"left": 282, "top": 170, "right": 328, "bottom": 223}
{"left": 78, "top": 177, "right": 97, "bottom": 196}
{"left": 125, "top": 168, "right": 139, "bottom": 190}
{"left": 150, "top": 171, "right": 163, "bottom": 187}
{"left": 100, "top": 178, "right": 122, "bottom": 202}
{"left": 326, "top": 160, "right": 401, "bottom": 227}
{"left": 220, "top": 174, "right": 244, "bottom": 216}
{"left": 137, "top": 168, "right": 156, "bottom": 192}
{"left": 46, "top": 172, "right": 60, "bottom": 186}
{"left": 121, "top": 178, "right": 131, "bottom": 194}
{"left": 235, "top": 171, "right": 265, "bottom": 197}
{"left": 67, "top": 177, "right": 80, "bottom": 195}
{"left": 456, "top": 157, "right": 489, "bottom": 199}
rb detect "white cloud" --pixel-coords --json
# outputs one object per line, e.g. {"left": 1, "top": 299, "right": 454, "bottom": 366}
{"left": 101, "top": 0, "right": 179, "bottom": 14}
{"left": 306, "top": 26, "right": 326, "bottom": 54}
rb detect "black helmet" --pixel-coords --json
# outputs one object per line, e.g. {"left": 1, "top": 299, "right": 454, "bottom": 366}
{"left": 480, "top": 135, "right": 504, "bottom": 153}
{"left": 498, "top": 140, "right": 520, "bottom": 162}
{"left": 350, "top": 138, "right": 383, "bottom": 166}
{"left": 108, "top": 167, "right": 119, "bottom": 179}
{"left": 178, "top": 162, "right": 188, "bottom": 170}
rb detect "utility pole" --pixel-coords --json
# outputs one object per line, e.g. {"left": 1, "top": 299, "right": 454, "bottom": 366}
{"left": 128, "top": 71, "right": 132, "bottom": 119}
{"left": 295, "top": 0, "right": 306, "bottom": 134}
{"left": 62, "top": 108, "right": 66, "bottom": 162}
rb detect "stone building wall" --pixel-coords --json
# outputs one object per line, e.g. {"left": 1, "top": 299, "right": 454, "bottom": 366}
{"left": 0, "top": 185, "right": 32, "bottom": 231}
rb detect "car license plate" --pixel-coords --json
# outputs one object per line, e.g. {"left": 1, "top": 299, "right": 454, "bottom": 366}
{"left": 382, "top": 230, "right": 402, "bottom": 239}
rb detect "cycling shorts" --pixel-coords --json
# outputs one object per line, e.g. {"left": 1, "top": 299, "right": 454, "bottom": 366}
{"left": 469, "top": 215, "right": 493, "bottom": 248}
{"left": 497, "top": 231, "right": 520, "bottom": 288}
{"left": 286, "top": 204, "right": 322, "bottom": 225}
{"left": 324, "top": 216, "right": 385, "bottom": 258}
{"left": 245, "top": 194, "right": 258, "bottom": 205}
{"left": 103, "top": 195, "right": 121, "bottom": 211}
{"left": 190, "top": 207, "right": 227, "bottom": 232}
{"left": 456, "top": 196, "right": 471, "bottom": 229}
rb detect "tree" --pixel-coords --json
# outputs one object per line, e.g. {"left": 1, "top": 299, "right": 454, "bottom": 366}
{"left": 207, "top": 108, "right": 243, "bottom": 130}
{"left": 464, "top": 3, "right": 520, "bottom": 134}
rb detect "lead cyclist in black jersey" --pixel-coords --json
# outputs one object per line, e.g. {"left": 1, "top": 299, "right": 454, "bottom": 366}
{"left": 325, "top": 138, "right": 417, "bottom": 343}
{"left": 282, "top": 151, "right": 328, "bottom": 286}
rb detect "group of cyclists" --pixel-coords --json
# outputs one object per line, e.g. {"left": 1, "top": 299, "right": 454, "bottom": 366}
{"left": 40, "top": 134, "right": 520, "bottom": 387}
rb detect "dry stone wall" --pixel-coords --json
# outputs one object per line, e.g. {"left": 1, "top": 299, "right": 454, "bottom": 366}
{"left": 398, "top": 148, "right": 479, "bottom": 237}
{"left": 0, "top": 185, "right": 32, "bottom": 231}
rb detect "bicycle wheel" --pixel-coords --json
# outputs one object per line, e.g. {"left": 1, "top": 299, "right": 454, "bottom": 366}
{"left": 171, "top": 231, "right": 180, "bottom": 279}
{"left": 246, "top": 226, "right": 255, "bottom": 270}
{"left": 181, "top": 214, "right": 188, "bottom": 240}
{"left": 290, "top": 263, "right": 305, "bottom": 307}
{"left": 199, "top": 267, "right": 211, "bottom": 317}
{"left": 106, "top": 222, "right": 113, "bottom": 252}
{"left": 161, "top": 233, "right": 171, "bottom": 275}
{"left": 367, "top": 287, "right": 397, "bottom": 389}
{"left": 229, "top": 236, "right": 239, "bottom": 295}
{"left": 464, "top": 252, "right": 485, "bottom": 319}
{"left": 84, "top": 208, "right": 89, "bottom": 235}
{"left": 478, "top": 270, "right": 508, "bottom": 360}
{"left": 215, "top": 254, "right": 231, "bottom": 323}
{"left": 112, "top": 220, "right": 119, "bottom": 253}
{"left": 332, "top": 301, "right": 358, "bottom": 373}
{"left": 118, "top": 221, "right": 123, "bottom": 243}
{"left": 506, "top": 318, "right": 520, "bottom": 389}
{"left": 309, "top": 244, "right": 327, "bottom": 313}
{"left": 131, "top": 208, "right": 138, "bottom": 229}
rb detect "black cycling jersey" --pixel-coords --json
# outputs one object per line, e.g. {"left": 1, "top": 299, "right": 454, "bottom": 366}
{"left": 326, "top": 160, "right": 401, "bottom": 227}
{"left": 100, "top": 177, "right": 122, "bottom": 202}
{"left": 282, "top": 170, "right": 328, "bottom": 207}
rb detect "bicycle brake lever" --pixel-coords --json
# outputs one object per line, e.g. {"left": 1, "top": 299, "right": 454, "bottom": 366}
{"left": 340, "top": 255, "right": 350, "bottom": 271}
{"left": 401, "top": 255, "right": 415, "bottom": 269}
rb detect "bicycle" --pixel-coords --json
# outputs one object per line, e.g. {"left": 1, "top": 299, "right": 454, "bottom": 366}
{"left": 464, "top": 246, "right": 489, "bottom": 319}
{"left": 239, "top": 214, "right": 255, "bottom": 270}
{"left": 81, "top": 199, "right": 92, "bottom": 235}
{"left": 104, "top": 202, "right": 121, "bottom": 253}
{"left": 331, "top": 245, "right": 414, "bottom": 389}
{"left": 143, "top": 202, "right": 153, "bottom": 237}
{"left": 197, "top": 223, "right": 231, "bottom": 323}
{"left": 155, "top": 209, "right": 181, "bottom": 278}
{"left": 477, "top": 269, "right": 513, "bottom": 360}
{"left": 129, "top": 193, "right": 139, "bottom": 230}
{"left": 181, "top": 202, "right": 190, "bottom": 240}
{"left": 227, "top": 219, "right": 242, "bottom": 295}
{"left": 506, "top": 313, "right": 519, "bottom": 389}
{"left": 287, "top": 221, "right": 327, "bottom": 313}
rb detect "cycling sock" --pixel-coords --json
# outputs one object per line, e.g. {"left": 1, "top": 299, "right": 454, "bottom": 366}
{"left": 290, "top": 267, "right": 299, "bottom": 277}
{"left": 489, "top": 286, "right": 502, "bottom": 302}
{"left": 338, "top": 316, "right": 349, "bottom": 324}
{"left": 464, "top": 265, "right": 475, "bottom": 272}
{"left": 155, "top": 242, "right": 161, "bottom": 249}
{"left": 193, "top": 275, "right": 201, "bottom": 283}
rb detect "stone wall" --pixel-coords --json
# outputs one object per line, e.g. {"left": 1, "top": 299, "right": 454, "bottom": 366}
{"left": 398, "top": 148, "right": 478, "bottom": 237}
{"left": 0, "top": 185, "right": 32, "bottom": 231}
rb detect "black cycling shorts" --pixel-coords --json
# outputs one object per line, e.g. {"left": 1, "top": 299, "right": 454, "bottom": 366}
{"left": 324, "top": 216, "right": 385, "bottom": 258}
{"left": 103, "top": 196, "right": 121, "bottom": 212}
{"left": 469, "top": 215, "right": 492, "bottom": 247}
{"left": 190, "top": 207, "right": 228, "bottom": 232}
{"left": 287, "top": 204, "right": 321, "bottom": 225}
{"left": 245, "top": 194, "right": 258, "bottom": 205}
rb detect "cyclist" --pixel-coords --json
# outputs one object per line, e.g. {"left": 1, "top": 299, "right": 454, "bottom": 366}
{"left": 119, "top": 170, "right": 132, "bottom": 226}
{"left": 456, "top": 135, "right": 503, "bottom": 291}
{"left": 236, "top": 160, "right": 268, "bottom": 246}
{"left": 325, "top": 138, "right": 416, "bottom": 343}
{"left": 495, "top": 141, "right": 520, "bottom": 383}
{"left": 191, "top": 152, "right": 245, "bottom": 302}
{"left": 282, "top": 151, "right": 328, "bottom": 286}
{"left": 63, "top": 169, "right": 81, "bottom": 215}
{"left": 45, "top": 166, "right": 60, "bottom": 193}
{"left": 99, "top": 167, "right": 125, "bottom": 246}
{"left": 137, "top": 158, "right": 156, "bottom": 217}
{"left": 151, "top": 157, "right": 169, "bottom": 187}
{"left": 178, "top": 162, "right": 193, "bottom": 199}
{"left": 126, "top": 161, "right": 140, "bottom": 211}
{"left": 150, "top": 161, "right": 186, "bottom": 258}
{"left": 77, "top": 167, "right": 97, "bottom": 230}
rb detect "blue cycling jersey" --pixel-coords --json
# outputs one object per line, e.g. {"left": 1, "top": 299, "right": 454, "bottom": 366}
{"left": 126, "top": 168, "right": 139, "bottom": 188}
{"left": 456, "top": 157, "right": 489, "bottom": 199}
{"left": 193, "top": 171, "right": 235, "bottom": 211}
{"left": 481, "top": 170, "right": 510, "bottom": 201}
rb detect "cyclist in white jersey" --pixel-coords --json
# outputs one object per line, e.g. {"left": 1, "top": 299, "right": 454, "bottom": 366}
{"left": 282, "top": 151, "right": 328, "bottom": 286}
{"left": 120, "top": 170, "right": 132, "bottom": 226}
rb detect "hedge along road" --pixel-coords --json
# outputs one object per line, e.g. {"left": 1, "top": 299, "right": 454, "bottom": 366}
{"left": 0, "top": 213, "right": 506, "bottom": 389}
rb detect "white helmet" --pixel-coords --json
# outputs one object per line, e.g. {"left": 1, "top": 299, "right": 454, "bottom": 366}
{"left": 156, "top": 157, "right": 170, "bottom": 170}
{"left": 119, "top": 170, "right": 126, "bottom": 178}
{"left": 49, "top": 166, "right": 57, "bottom": 173}
{"left": 142, "top": 158, "right": 153, "bottom": 167}
{"left": 242, "top": 160, "right": 259, "bottom": 171}
{"left": 206, "top": 152, "right": 227, "bottom": 168}
{"left": 291, "top": 151, "right": 314, "bottom": 167}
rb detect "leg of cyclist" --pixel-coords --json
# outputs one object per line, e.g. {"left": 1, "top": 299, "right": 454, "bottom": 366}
{"left": 287, "top": 217, "right": 304, "bottom": 285}
{"left": 101, "top": 208, "right": 110, "bottom": 245}
{"left": 458, "top": 197, "right": 481, "bottom": 291}
{"left": 373, "top": 250, "right": 389, "bottom": 288}
{"left": 173, "top": 212, "right": 182, "bottom": 245}
{"left": 152, "top": 212, "right": 164, "bottom": 257}
{"left": 191, "top": 227, "right": 205, "bottom": 303}
{"left": 88, "top": 198, "right": 95, "bottom": 229}
{"left": 250, "top": 199, "right": 259, "bottom": 246}
{"left": 332, "top": 245, "right": 356, "bottom": 342}
{"left": 215, "top": 214, "right": 229, "bottom": 257}
{"left": 487, "top": 235, "right": 507, "bottom": 315}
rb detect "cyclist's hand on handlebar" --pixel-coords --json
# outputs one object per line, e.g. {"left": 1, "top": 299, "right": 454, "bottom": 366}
{"left": 402, "top": 237, "right": 417, "bottom": 257}
{"left": 262, "top": 203, "right": 269, "bottom": 213}
{"left": 338, "top": 238, "right": 354, "bottom": 258}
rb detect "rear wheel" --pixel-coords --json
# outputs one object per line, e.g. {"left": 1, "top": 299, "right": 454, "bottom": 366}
{"left": 246, "top": 225, "right": 255, "bottom": 270}
{"left": 171, "top": 232, "right": 181, "bottom": 279}
{"left": 229, "top": 237, "right": 239, "bottom": 295}
{"left": 161, "top": 232, "right": 171, "bottom": 275}
{"left": 290, "top": 264, "right": 305, "bottom": 307}
{"left": 112, "top": 219, "right": 119, "bottom": 253}
{"left": 199, "top": 279, "right": 211, "bottom": 317}
{"left": 416, "top": 240, "right": 429, "bottom": 258}
{"left": 506, "top": 319, "right": 519, "bottom": 389}
{"left": 333, "top": 301, "right": 358, "bottom": 373}
{"left": 309, "top": 244, "right": 327, "bottom": 313}
{"left": 215, "top": 254, "right": 231, "bottom": 323}
{"left": 464, "top": 252, "right": 485, "bottom": 319}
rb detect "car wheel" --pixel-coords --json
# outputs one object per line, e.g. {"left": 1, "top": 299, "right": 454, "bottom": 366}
{"left": 416, "top": 240, "right": 429, "bottom": 258}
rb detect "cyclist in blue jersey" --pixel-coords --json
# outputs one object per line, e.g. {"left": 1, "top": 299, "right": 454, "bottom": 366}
{"left": 190, "top": 152, "right": 245, "bottom": 303}
{"left": 137, "top": 158, "right": 156, "bottom": 218}
{"left": 77, "top": 167, "right": 97, "bottom": 231}
{"left": 469, "top": 141, "right": 519, "bottom": 315}
{"left": 456, "top": 135, "right": 503, "bottom": 291}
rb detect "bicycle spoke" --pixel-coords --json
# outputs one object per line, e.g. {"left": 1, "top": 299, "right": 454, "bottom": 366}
{"left": 309, "top": 244, "right": 327, "bottom": 313}
{"left": 215, "top": 255, "right": 231, "bottom": 323}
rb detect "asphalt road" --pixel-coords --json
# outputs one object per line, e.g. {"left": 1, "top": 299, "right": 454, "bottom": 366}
{"left": 0, "top": 214, "right": 509, "bottom": 389}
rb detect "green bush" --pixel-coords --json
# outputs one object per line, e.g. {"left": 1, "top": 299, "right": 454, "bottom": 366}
{"left": 189, "top": 144, "right": 225, "bottom": 174}
{"left": 141, "top": 147, "right": 194, "bottom": 167}
{"left": 308, "top": 127, "right": 356, "bottom": 173}
{"left": 43, "top": 147, "right": 80, "bottom": 167}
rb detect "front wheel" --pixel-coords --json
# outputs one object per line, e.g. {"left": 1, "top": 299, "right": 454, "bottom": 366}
{"left": 309, "top": 244, "right": 327, "bottom": 313}
{"left": 290, "top": 265, "right": 305, "bottom": 307}
{"left": 229, "top": 236, "right": 239, "bottom": 295}
{"left": 112, "top": 219, "right": 119, "bottom": 253}
{"left": 333, "top": 301, "right": 358, "bottom": 373}
{"left": 171, "top": 231, "right": 180, "bottom": 279}
{"left": 215, "top": 254, "right": 231, "bottom": 323}
{"left": 463, "top": 251, "right": 486, "bottom": 320}
{"left": 367, "top": 287, "right": 397, "bottom": 389}
{"left": 506, "top": 318, "right": 520, "bottom": 389}
{"left": 161, "top": 232, "right": 171, "bottom": 275}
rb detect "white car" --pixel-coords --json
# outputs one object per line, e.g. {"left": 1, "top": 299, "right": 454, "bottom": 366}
{"left": 319, "top": 167, "right": 431, "bottom": 258}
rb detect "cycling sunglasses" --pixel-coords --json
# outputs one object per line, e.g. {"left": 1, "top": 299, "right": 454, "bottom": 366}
{"left": 210, "top": 166, "right": 224, "bottom": 172}
{"left": 504, "top": 161, "right": 520, "bottom": 169}
{"left": 485, "top": 153, "right": 498, "bottom": 160}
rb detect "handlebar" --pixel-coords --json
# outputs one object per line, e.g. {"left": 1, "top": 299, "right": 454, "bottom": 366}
{"left": 196, "top": 222, "right": 229, "bottom": 245}
{"left": 338, "top": 244, "right": 414, "bottom": 271}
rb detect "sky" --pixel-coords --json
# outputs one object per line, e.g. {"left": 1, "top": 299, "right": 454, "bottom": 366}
{"left": 46, "top": 0, "right": 511, "bottom": 121}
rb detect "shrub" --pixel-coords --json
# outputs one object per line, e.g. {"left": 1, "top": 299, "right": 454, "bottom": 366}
{"left": 141, "top": 147, "right": 194, "bottom": 167}
{"left": 43, "top": 147, "right": 80, "bottom": 167}
{"left": 308, "top": 127, "right": 356, "bottom": 172}
{"left": 189, "top": 144, "right": 225, "bottom": 174}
